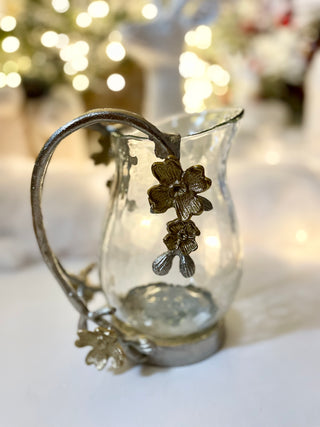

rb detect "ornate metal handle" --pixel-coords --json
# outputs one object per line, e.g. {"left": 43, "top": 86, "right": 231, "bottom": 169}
{"left": 31, "top": 108, "right": 181, "bottom": 368}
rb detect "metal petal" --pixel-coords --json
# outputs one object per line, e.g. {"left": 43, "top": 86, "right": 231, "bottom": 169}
{"left": 185, "top": 220, "right": 200, "bottom": 237}
{"left": 163, "top": 233, "right": 179, "bottom": 251}
{"left": 197, "top": 195, "right": 213, "bottom": 211}
{"left": 166, "top": 218, "right": 185, "bottom": 234}
{"left": 174, "top": 192, "right": 203, "bottom": 221}
{"left": 75, "top": 329, "right": 98, "bottom": 347}
{"left": 180, "top": 238, "right": 198, "bottom": 255}
{"left": 152, "top": 251, "right": 175, "bottom": 276}
{"left": 151, "top": 157, "right": 183, "bottom": 186}
{"left": 148, "top": 185, "right": 172, "bottom": 213}
{"left": 85, "top": 348, "right": 108, "bottom": 370}
{"left": 183, "top": 165, "right": 212, "bottom": 193}
{"left": 179, "top": 253, "right": 195, "bottom": 278}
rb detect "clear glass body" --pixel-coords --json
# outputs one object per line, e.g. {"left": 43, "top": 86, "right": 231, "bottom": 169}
{"left": 100, "top": 109, "right": 243, "bottom": 341}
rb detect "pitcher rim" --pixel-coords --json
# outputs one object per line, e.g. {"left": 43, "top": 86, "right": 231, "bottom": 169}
{"left": 156, "top": 107, "right": 244, "bottom": 140}
{"left": 114, "top": 107, "right": 244, "bottom": 141}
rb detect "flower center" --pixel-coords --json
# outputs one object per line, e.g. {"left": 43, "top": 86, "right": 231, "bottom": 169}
{"left": 169, "top": 181, "right": 186, "bottom": 198}
{"left": 178, "top": 230, "right": 189, "bottom": 241}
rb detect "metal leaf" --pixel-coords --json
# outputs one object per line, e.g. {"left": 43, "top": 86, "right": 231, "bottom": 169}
{"left": 179, "top": 253, "right": 195, "bottom": 278}
{"left": 152, "top": 251, "right": 175, "bottom": 275}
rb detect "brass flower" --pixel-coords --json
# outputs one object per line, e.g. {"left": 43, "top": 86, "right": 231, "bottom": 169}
{"left": 75, "top": 327, "right": 125, "bottom": 370}
{"left": 164, "top": 219, "right": 200, "bottom": 255}
{"left": 148, "top": 156, "right": 212, "bottom": 221}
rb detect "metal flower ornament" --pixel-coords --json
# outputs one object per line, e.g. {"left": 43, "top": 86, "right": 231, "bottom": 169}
{"left": 75, "top": 327, "right": 125, "bottom": 370}
{"left": 148, "top": 155, "right": 213, "bottom": 278}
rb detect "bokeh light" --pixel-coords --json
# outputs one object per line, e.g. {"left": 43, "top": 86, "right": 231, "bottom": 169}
{"left": 0, "top": 16, "right": 17, "bottom": 32}
{"left": 6, "top": 72, "right": 21, "bottom": 88}
{"left": 72, "top": 74, "right": 89, "bottom": 91}
{"left": 185, "top": 25, "right": 212, "bottom": 50}
{"left": 41, "top": 31, "right": 59, "bottom": 48}
{"left": 88, "top": 1, "right": 109, "bottom": 18}
{"left": 107, "top": 73, "right": 125, "bottom": 91}
{"left": 179, "top": 52, "right": 207, "bottom": 79}
{"left": 76, "top": 12, "right": 92, "bottom": 28}
{"left": 52, "top": 0, "right": 70, "bottom": 13}
{"left": 207, "top": 65, "right": 230, "bottom": 87}
{"left": 2, "top": 36, "right": 20, "bottom": 53}
{"left": 142, "top": 4, "right": 158, "bottom": 20}
{"left": 106, "top": 42, "right": 126, "bottom": 62}
{"left": 56, "top": 34, "right": 70, "bottom": 49}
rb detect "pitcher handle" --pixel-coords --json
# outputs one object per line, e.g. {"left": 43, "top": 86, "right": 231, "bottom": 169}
{"left": 31, "top": 108, "right": 180, "bottom": 323}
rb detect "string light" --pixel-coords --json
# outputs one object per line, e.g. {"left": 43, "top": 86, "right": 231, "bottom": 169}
{"left": 41, "top": 31, "right": 59, "bottom": 48}
{"left": 107, "top": 73, "right": 125, "bottom": 91}
{"left": 184, "top": 78, "right": 213, "bottom": 100}
{"left": 70, "top": 56, "right": 88, "bottom": 72}
{"left": 0, "top": 16, "right": 17, "bottom": 32}
{"left": 72, "top": 74, "right": 89, "bottom": 91}
{"left": 207, "top": 64, "right": 230, "bottom": 87}
{"left": 60, "top": 41, "right": 89, "bottom": 61}
{"left": 52, "top": 0, "right": 70, "bottom": 13}
{"left": 64, "top": 62, "right": 77, "bottom": 75}
{"left": 88, "top": 1, "right": 109, "bottom": 18}
{"left": 182, "top": 92, "right": 205, "bottom": 113}
{"left": 76, "top": 12, "right": 92, "bottom": 28}
{"left": 183, "top": 76, "right": 213, "bottom": 113}
{"left": 142, "top": 3, "right": 158, "bottom": 20}
{"left": 56, "top": 34, "right": 69, "bottom": 49}
{"left": 185, "top": 25, "right": 212, "bottom": 49}
{"left": 179, "top": 52, "right": 207, "bottom": 78}
{"left": 2, "top": 36, "right": 20, "bottom": 53}
{"left": 106, "top": 41, "right": 126, "bottom": 61}
{"left": 75, "top": 41, "right": 90, "bottom": 55}
{"left": 6, "top": 72, "right": 21, "bottom": 88}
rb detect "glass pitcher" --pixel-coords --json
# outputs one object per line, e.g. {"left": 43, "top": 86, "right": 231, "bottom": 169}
{"left": 31, "top": 107, "right": 244, "bottom": 368}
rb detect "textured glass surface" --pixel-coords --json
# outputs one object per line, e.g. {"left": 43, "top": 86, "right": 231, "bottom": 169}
{"left": 100, "top": 109, "right": 243, "bottom": 340}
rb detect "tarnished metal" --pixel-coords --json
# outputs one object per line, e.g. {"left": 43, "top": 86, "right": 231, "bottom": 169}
{"left": 30, "top": 107, "right": 217, "bottom": 369}
{"left": 148, "top": 156, "right": 212, "bottom": 220}
{"left": 148, "top": 155, "right": 212, "bottom": 278}
{"left": 67, "top": 263, "right": 101, "bottom": 303}
{"left": 75, "top": 327, "right": 126, "bottom": 370}
{"left": 31, "top": 108, "right": 181, "bottom": 370}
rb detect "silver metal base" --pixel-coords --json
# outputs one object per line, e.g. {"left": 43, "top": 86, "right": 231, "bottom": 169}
{"left": 138, "top": 321, "right": 225, "bottom": 367}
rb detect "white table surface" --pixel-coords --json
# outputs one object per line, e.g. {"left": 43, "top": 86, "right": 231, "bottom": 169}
{"left": 1, "top": 249, "right": 319, "bottom": 427}
{"left": 2, "top": 141, "right": 320, "bottom": 426}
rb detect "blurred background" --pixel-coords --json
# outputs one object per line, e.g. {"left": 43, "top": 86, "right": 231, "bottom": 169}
{"left": 0, "top": 0, "right": 319, "bottom": 134}
{"left": 1, "top": 0, "right": 320, "bottom": 151}
{"left": 1, "top": 0, "right": 320, "bottom": 270}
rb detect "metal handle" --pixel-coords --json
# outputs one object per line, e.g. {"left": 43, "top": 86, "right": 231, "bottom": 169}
{"left": 31, "top": 108, "right": 180, "bottom": 323}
